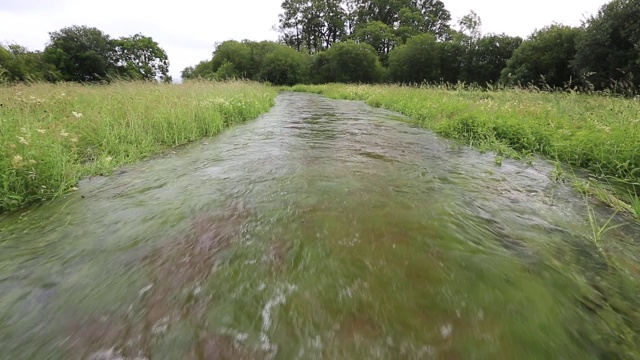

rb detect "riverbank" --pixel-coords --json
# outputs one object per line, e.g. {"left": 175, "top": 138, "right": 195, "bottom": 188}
{"left": 0, "top": 81, "right": 277, "bottom": 213}
{"left": 290, "top": 84, "right": 640, "bottom": 218}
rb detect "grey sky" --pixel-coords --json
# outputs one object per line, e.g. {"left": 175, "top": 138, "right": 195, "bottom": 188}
{"left": 0, "top": 0, "right": 609, "bottom": 80}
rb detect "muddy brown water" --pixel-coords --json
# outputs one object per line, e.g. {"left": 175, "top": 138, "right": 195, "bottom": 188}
{"left": 1, "top": 93, "right": 639, "bottom": 359}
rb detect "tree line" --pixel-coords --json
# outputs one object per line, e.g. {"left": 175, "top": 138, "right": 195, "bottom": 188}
{"left": 2, "top": 0, "right": 638, "bottom": 91}
{"left": 183, "top": 0, "right": 640, "bottom": 92}
{"left": 0, "top": 25, "right": 171, "bottom": 83}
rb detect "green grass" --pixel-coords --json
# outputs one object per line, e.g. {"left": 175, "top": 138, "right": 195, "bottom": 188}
{"left": 632, "top": 192, "right": 640, "bottom": 219}
{"left": 0, "top": 80, "right": 277, "bottom": 213}
{"left": 290, "top": 83, "right": 640, "bottom": 214}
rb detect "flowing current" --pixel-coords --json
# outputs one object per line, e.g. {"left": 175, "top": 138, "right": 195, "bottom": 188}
{"left": 1, "top": 93, "right": 639, "bottom": 359}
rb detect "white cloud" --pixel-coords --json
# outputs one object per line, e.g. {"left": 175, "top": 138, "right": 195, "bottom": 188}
{"left": 445, "top": 0, "right": 606, "bottom": 38}
{"left": 0, "top": 0, "right": 609, "bottom": 80}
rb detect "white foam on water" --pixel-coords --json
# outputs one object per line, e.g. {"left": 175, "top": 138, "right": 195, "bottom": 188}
{"left": 440, "top": 323, "right": 453, "bottom": 339}
{"left": 152, "top": 316, "right": 170, "bottom": 335}
{"left": 259, "top": 283, "right": 297, "bottom": 355}
{"left": 138, "top": 285, "right": 153, "bottom": 297}
{"left": 88, "top": 347, "right": 147, "bottom": 360}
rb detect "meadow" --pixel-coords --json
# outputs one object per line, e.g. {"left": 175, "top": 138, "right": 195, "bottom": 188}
{"left": 0, "top": 81, "right": 277, "bottom": 213}
{"left": 3, "top": 81, "right": 640, "bottom": 217}
{"left": 291, "top": 84, "right": 640, "bottom": 218}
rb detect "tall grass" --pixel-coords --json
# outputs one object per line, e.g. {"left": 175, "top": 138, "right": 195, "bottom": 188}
{"left": 0, "top": 81, "right": 277, "bottom": 213}
{"left": 291, "top": 83, "right": 640, "bottom": 213}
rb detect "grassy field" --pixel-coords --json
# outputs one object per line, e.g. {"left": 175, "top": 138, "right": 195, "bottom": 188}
{"left": 291, "top": 84, "right": 640, "bottom": 217}
{"left": 0, "top": 81, "right": 277, "bottom": 213}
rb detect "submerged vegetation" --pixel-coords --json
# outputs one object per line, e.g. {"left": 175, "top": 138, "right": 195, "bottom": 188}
{"left": 290, "top": 83, "right": 640, "bottom": 214}
{"left": 0, "top": 81, "right": 276, "bottom": 213}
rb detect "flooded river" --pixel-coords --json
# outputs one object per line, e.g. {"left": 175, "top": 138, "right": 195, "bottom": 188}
{"left": 1, "top": 93, "right": 639, "bottom": 359}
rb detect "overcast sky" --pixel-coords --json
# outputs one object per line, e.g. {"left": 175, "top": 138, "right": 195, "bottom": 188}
{"left": 0, "top": 0, "right": 609, "bottom": 80}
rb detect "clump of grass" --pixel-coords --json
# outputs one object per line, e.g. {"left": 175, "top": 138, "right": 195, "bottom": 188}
{"left": 631, "top": 192, "right": 640, "bottom": 219}
{"left": 0, "top": 80, "right": 277, "bottom": 213}
{"left": 550, "top": 161, "right": 564, "bottom": 182}
{"left": 291, "top": 84, "right": 640, "bottom": 216}
{"left": 586, "top": 203, "right": 623, "bottom": 245}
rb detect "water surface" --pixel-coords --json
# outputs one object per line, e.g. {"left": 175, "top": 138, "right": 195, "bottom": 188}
{"left": 1, "top": 93, "right": 639, "bottom": 359}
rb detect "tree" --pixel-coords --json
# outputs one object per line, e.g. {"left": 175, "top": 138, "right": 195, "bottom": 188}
{"left": 43, "top": 26, "right": 172, "bottom": 83}
{"left": 351, "top": 21, "right": 398, "bottom": 65}
{"left": 438, "top": 33, "right": 466, "bottom": 83}
{"left": 215, "top": 61, "right": 239, "bottom": 80}
{"left": 111, "top": 34, "right": 170, "bottom": 82}
{"left": 353, "top": 0, "right": 411, "bottom": 27}
{"left": 245, "top": 41, "right": 283, "bottom": 76}
{"left": 259, "top": 45, "right": 310, "bottom": 85}
{"left": 410, "top": 0, "right": 452, "bottom": 40}
{"left": 181, "top": 60, "right": 215, "bottom": 80}
{"left": 43, "top": 25, "right": 113, "bottom": 82}
{"left": 310, "top": 51, "right": 332, "bottom": 83}
{"left": 573, "top": 0, "right": 640, "bottom": 90}
{"left": 278, "top": 0, "right": 453, "bottom": 56}
{"left": 1, "top": 43, "right": 59, "bottom": 82}
{"left": 388, "top": 33, "right": 440, "bottom": 83}
{"left": 316, "top": 41, "right": 383, "bottom": 83}
{"left": 182, "top": 41, "right": 311, "bottom": 84}
{"left": 500, "top": 25, "right": 582, "bottom": 88}
{"left": 353, "top": 0, "right": 451, "bottom": 39}
{"left": 278, "top": 0, "right": 346, "bottom": 53}
{"left": 181, "top": 65, "right": 195, "bottom": 79}
{"left": 466, "top": 34, "right": 522, "bottom": 85}
{"left": 210, "top": 40, "right": 254, "bottom": 77}
{"left": 458, "top": 10, "right": 482, "bottom": 40}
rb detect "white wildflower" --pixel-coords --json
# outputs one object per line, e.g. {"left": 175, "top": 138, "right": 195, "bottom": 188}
{"left": 12, "top": 155, "right": 23, "bottom": 165}
{"left": 72, "top": 111, "right": 83, "bottom": 118}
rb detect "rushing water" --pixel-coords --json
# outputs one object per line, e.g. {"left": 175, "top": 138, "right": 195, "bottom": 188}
{"left": 1, "top": 93, "right": 639, "bottom": 359}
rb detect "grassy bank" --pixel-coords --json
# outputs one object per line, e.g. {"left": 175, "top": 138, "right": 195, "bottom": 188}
{"left": 291, "top": 84, "right": 640, "bottom": 216}
{"left": 0, "top": 81, "right": 277, "bottom": 213}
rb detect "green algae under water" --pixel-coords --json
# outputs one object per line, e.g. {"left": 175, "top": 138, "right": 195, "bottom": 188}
{"left": 1, "top": 93, "right": 639, "bottom": 359}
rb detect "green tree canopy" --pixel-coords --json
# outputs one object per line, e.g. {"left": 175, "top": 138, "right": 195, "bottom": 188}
{"left": 210, "top": 40, "right": 254, "bottom": 77}
{"left": 278, "top": 0, "right": 346, "bottom": 53}
{"left": 259, "top": 45, "right": 310, "bottom": 85}
{"left": 573, "top": 0, "right": 640, "bottom": 90}
{"left": 0, "top": 44, "right": 59, "bottom": 82}
{"left": 111, "top": 34, "right": 170, "bottom": 82}
{"left": 43, "top": 25, "right": 113, "bottom": 82}
{"left": 182, "top": 41, "right": 310, "bottom": 84}
{"left": 181, "top": 60, "right": 215, "bottom": 80}
{"left": 320, "top": 40, "right": 383, "bottom": 83}
{"left": 388, "top": 33, "right": 440, "bottom": 83}
{"left": 215, "top": 61, "right": 239, "bottom": 80}
{"left": 438, "top": 33, "right": 466, "bottom": 83}
{"left": 278, "top": 0, "right": 452, "bottom": 59}
{"left": 500, "top": 25, "right": 582, "bottom": 88}
{"left": 466, "top": 34, "right": 522, "bottom": 85}
{"left": 42, "top": 25, "right": 172, "bottom": 83}
{"left": 351, "top": 21, "right": 398, "bottom": 65}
